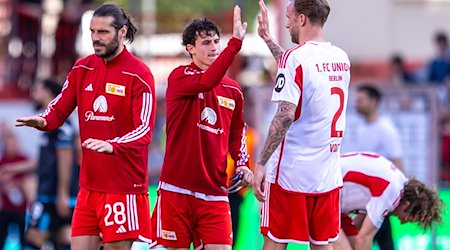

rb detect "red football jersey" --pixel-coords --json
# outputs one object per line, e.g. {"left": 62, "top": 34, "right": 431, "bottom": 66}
{"left": 160, "top": 38, "right": 249, "bottom": 196}
{"left": 40, "top": 47, "right": 156, "bottom": 194}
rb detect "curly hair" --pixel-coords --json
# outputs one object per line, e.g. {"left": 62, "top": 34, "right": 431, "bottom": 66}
{"left": 401, "top": 178, "right": 443, "bottom": 230}
{"left": 181, "top": 18, "right": 220, "bottom": 57}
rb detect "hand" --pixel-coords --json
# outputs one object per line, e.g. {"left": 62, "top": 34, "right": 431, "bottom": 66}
{"left": 235, "top": 166, "right": 253, "bottom": 187}
{"left": 56, "top": 192, "right": 71, "bottom": 218}
{"left": 82, "top": 138, "right": 113, "bottom": 154}
{"left": 15, "top": 116, "right": 47, "bottom": 128}
{"left": 257, "top": 0, "right": 273, "bottom": 42}
{"left": 252, "top": 163, "right": 266, "bottom": 202}
{"left": 232, "top": 5, "right": 247, "bottom": 40}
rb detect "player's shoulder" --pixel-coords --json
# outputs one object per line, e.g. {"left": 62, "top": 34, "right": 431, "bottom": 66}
{"left": 72, "top": 54, "right": 97, "bottom": 71}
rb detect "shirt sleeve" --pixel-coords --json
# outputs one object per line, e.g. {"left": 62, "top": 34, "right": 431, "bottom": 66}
{"left": 108, "top": 70, "right": 156, "bottom": 154}
{"left": 168, "top": 38, "right": 242, "bottom": 97}
{"left": 228, "top": 88, "right": 250, "bottom": 168}
{"left": 271, "top": 52, "right": 301, "bottom": 106}
{"left": 40, "top": 70, "right": 78, "bottom": 131}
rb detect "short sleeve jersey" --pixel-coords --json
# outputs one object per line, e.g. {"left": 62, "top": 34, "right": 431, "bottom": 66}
{"left": 340, "top": 152, "right": 407, "bottom": 228}
{"left": 266, "top": 41, "right": 351, "bottom": 194}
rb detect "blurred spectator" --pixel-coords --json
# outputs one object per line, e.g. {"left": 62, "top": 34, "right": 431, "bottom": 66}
{"left": 52, "top": 0, "right": 93, "bottom": 82}
{"left": 0, "top": 122, "right": 36, "bottom": 250}
{"left": 7, "top": 0, "right": 42, "bottom": 90}
{"left": 423, "top": 31, "right": 450, "bottom": 85}
{"left": 441, "top": 115, "right": 450, "bottom": 183}
{"left": 353, "top": 84, "right": 404, "bottom": 250}
{"left": 389, "top": 54, "right": 416, "bottom": 85}
{"left": 24, "top": 78, "right": 78, "bottom": 250}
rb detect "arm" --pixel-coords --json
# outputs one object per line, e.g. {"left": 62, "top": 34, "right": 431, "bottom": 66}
{"left": 253, "top": 101, "right": 296, "bottom": 201}
{"left": 258, "top": 0, "right": 284, "bottom": 63}
{"left": 85, "top": 71, "right": 156, "bottom": 154}
{"left": 228, "top": 89, "right": 252, "bottom": 185}
{"left": 169, "top": 6, "right": 246, "bottom": 96}
{"left": 16, "top": 73, "right": 78, "bottom": 131}
{"left": 354, "top": 216, "right": 378, "bottom": 250}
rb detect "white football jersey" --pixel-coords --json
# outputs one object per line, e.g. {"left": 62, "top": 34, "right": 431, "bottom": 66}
{"left": 266, "top": 41, "right": 351, "bottom": 193}
{"left": 340, "top": 152, "right": 407, "bottom": 228}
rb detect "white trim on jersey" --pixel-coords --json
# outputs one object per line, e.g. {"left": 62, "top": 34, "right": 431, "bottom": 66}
{"left": 159, "top": 182, "right": 229, "bottom": 202}
{"left": 108, "top": 92, "right": 152, "bottom": 144}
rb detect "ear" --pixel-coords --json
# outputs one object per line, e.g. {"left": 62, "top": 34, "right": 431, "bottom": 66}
{"left": 298, "top": 14, "right": 307, "bottom": 27}
{"left": 186, "top": 44, "right": 195, "bottom": 55}
{"left": 400, "top": 200, "right": 410, "bottom": 209}
{"left": 119, "top": 25, "right": 127, "bottom": 39}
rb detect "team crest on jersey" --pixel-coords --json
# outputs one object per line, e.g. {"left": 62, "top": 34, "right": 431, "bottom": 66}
{"left": 161, "top": 230, "right": 177, "bottom": 240}
{"left": 106, "top": 83, "right": 126, "bottom": 96}
{"left": 274, "top": 73, "right": 286, "bottom": 92}
{"left": 217, "top": 96, "right": 235, "bottom": 110}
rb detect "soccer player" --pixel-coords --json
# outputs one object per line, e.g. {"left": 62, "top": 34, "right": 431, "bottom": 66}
{"left": 334, "top": 152, "right": 443, "bottom": 250}
{"left": 252, "top": 0, "right": 351, "bottom": 249}
{"left": 16, "top": 3, "right": 156, "bottom": 250}
{"left": 151, "top": 6, "right": 252, "bottom": 250}
{"left": 23, "top": 79, "right": 78, "bottom": 250}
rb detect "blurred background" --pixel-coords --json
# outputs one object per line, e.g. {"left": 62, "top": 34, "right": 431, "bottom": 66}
{"left": 0, "top": 0, "right": 450, "bottom": 249}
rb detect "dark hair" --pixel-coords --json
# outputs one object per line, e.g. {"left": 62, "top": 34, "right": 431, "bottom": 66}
{"left": 435, "top": 31, "right": 448, "bottom": 45}
{"left": 293, "top": 0, "right": 330, "bottom": 27}
{"left": 401, "top": 178, "right": 443, "bottom": 230}
{"left": 41, "top": 78, "right": 62, "bottom": 98}
{"left": 357, "top": 84, "right": 382, "bottom": 103}
{"left": 182, "top": 18, "right": 220, "bottom": 47}
{"left": 93, "top": 3, "right": 137, "bottom": 43}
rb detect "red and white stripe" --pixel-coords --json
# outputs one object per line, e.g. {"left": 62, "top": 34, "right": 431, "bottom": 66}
{"left": 126, "top": 194, "right": 139, "bottom": 231}
{"left": 279, "top": 44, "right": 303, "bottom": 69}
{"left": 261, "top": 182, "right": 271, "bottom": 228}
{"left": 109, "top": 92, "right": 152, "bottom": 144}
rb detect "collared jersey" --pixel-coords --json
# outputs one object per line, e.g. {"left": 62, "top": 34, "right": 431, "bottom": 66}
{"left": 340, "top": 152, "right": 407, "bottom": 228}
{"left": 159, "top": 38, "right": 249, "bottom": 197}
{"left": 266, "top": 41, "right": 351, "bottom": 194}
{"left": 40, "top": 47, "right": 156, "bottom": 194}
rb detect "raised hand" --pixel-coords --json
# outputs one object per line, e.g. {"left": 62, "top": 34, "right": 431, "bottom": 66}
{"left": 232, "top": 5, "right": 247, "bottom": 40}
{"left": 15, "top": 116, "right": 47, "bottom": 128}
{"left": 257, "top": 0, "right": 272, "bottom": 42}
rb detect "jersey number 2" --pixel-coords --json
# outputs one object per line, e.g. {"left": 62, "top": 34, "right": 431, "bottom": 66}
{"left": 331, "top": 87, "right": 344, "bottom": 138}
{"left": 104, "top": 202, "right": 126, "bottom": 226}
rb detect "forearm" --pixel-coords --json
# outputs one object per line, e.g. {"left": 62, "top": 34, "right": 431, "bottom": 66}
{"left": 1, "top": 160, "right": 36, "bottom": 174}
{"left": 354, "top": 235, "right": 373, "bottom": 250}
{"left": 265, "top": 39, "right": 284, "bottom": 63}
{"left": 257, "top": 102, "right": 295, "bottom": 166}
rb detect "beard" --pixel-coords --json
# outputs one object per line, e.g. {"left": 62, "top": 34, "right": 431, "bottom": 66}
{"left": 290, "top": 31, "right": 299, "bottom": 44}
{"left": 93, "top": 35, "right": 120, "bottom": 60}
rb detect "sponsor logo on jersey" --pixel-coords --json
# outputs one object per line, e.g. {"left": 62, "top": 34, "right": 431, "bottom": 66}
{"left": 198, "top": 107, "right": 223, "bottom": 134}
{"left": 85, "top": 95, "right": 115, "bottom": 122}
{"left": 106, "top": 83, "right": 126, "bottom": 96}
{"left": 274, "top": 73, "right": 286, "bottom": 92}
{"left": 201, "top": 107, "right": 217, "bottom": 125}
{"left": 217, "top": 96, "right": 235, "bottom": 110}
{"left": 116, "top": 225, "right": 127, "bottom": 233}
{"left": 161, "top": 230, "right": 177, "bottom": 240}
{"left": 85, "top": 83, "right": 93, "bottom": 91}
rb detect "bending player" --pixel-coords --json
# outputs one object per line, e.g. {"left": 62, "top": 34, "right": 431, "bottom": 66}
{"left": 334, "top": 152, "right": 443, "bottom": 250}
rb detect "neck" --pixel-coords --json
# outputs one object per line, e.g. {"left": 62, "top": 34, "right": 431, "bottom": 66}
{"left": 298, "top": 27, "right": 325, "bottom": 45}
{"left": 193, "top": 59, "right": 210, "bottom": 71}
{"left": 365, "top": 111, "right": 379, "bottom": 123}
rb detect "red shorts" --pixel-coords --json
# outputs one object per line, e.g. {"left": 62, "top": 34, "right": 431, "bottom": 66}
{"left": 261, "top": 183, "right": 340, "bottom": 245}
{"left": 152, "top": 189, "right": 232, "bottom": 248}
{"left": 341, "top": 213, "right": 359, "bottom": 236}
{"left": 71, "top": 188, "right": 152, "bottom": 244}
